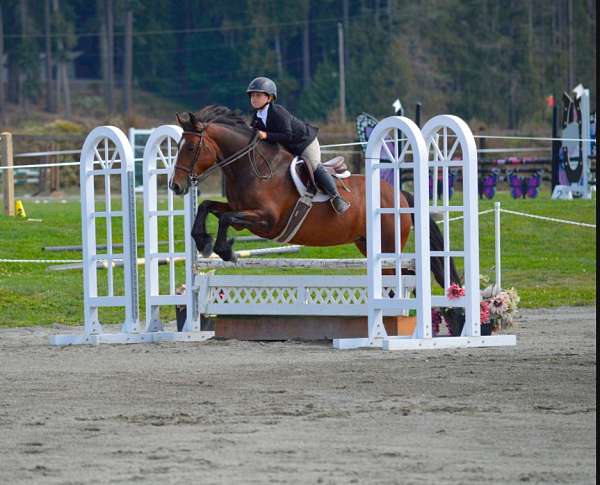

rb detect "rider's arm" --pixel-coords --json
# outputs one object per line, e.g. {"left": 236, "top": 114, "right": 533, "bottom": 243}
{"left": 263, "top": 108, "right": 293, "bottom": 144}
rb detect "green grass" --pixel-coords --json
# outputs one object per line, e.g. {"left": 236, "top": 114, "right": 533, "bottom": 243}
{"left": 0, "top": 190, "right": 595, "bottom": 328}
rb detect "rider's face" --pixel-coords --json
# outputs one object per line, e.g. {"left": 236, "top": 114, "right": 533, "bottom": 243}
{"left": 249, "top": 92, "right": 270, "bottom": 109}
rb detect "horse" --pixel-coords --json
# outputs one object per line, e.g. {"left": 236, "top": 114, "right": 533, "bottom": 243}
{"left": 169, "top": 105, "right": 464, "bottom": 329}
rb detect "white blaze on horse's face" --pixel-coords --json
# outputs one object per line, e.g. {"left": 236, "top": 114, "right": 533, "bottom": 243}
{"left": 170, "top": 134, "right": 199, "bottom": 194}
{"left": 171, "top": 131, "right": 219, "bottom": 196}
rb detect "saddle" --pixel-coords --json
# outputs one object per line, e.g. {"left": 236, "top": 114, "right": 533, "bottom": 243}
{"left": 273, "top": 156, "right": 351, "bottom": 243}
{"left": 290, "top": 156, "right": 351, "bottom": 202}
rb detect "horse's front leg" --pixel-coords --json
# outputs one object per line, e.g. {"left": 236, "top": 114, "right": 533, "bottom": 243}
{"left": 191, "top": 200, "right": 231, "bottom": 257}
{"left": 213, "top": 210, "right": 273, "bottom": 262}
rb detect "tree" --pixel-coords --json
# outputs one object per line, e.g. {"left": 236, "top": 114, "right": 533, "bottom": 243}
{"left": 44, "top": 0, "right": 55, "bottom": 112}
{"left": 123, "top": 7, "right": 133, "bottom": 115}
{"left": 0, "top": 5, "right": 5, "bottom": 126}
{"left": 52, "top": 0, "right": 76, "bottom": 118}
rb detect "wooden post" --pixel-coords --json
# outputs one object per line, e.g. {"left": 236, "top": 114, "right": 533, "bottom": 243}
{"left": 50, "top": 142, "right": 59, "bottom": 193}
{"left": 1, "top": 132, "right": 15, "bottom": 215}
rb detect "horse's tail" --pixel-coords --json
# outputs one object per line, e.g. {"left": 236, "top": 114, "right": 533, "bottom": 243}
{"left": 402, "top": 190, "right": 465, "bottom": 334}
{"left": 401, "top": 191, "right": 461, "bottom": 287}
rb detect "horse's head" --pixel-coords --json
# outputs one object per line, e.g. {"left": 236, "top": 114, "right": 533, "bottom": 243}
{"left": 170, "top": 111, "right": 222, "bottom": 195}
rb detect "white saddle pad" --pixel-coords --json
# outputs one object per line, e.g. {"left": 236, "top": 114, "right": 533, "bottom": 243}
{"left": 289, "top": 157, "right": 351, "bottom": 202}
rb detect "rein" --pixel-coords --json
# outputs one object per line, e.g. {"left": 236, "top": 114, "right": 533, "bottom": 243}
{"left": 176, "top": 129, "right": 270, "bottom": 186}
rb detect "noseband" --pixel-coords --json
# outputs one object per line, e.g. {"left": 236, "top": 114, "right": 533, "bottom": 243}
{"left": 174, "top": 129, "right": 263, "bottom": 186}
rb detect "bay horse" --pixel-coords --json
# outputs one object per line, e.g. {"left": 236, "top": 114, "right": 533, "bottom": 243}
{"left": 169, "top": 106, "right": 463, "bottom": 328}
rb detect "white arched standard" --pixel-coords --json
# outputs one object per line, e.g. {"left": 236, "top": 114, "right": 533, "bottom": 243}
{"left": 422, "top": 115, "right": 481, "bottom": 338}
{"left": 143, "top": 125, "right": 211, "bottom": 339}
{"left": 335, "top": 115, "right": 516, "bottom": 350}
{"left": 50, "top": 126, "right": 141, "bottom": 345}
{"left": 334, "top": 116, "right": 432, "bottom": 349}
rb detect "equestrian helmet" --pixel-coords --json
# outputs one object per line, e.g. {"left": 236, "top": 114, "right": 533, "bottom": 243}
{"left": 246, "top": 77, "right": 277, "bottom": 99}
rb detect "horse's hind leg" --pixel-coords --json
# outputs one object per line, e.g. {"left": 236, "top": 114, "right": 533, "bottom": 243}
{"left": 192, "top": 200, "right": 230, "bottom": 257}
{"left": 354, "top": 214, "right": 399, "bottom": 277}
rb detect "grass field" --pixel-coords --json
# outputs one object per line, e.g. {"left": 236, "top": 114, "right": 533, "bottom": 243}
{"left": 0, "top": 190, "right": 595, "bottom": 328}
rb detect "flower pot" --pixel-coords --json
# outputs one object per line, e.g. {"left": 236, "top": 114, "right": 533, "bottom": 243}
{"left": 383, "top": 316, "right": 417, "bottom": 336}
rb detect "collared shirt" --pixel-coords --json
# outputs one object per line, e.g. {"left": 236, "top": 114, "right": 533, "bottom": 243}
{"left": 256, "top": 103, "right": 269, "bottom": 127}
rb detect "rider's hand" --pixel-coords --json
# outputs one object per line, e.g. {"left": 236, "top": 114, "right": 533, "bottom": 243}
{"left": 258, "top": 130, "right": 268, "bottom": 140}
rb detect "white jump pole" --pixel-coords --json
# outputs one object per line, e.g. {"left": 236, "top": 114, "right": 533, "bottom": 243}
{"left": 494, "top": 201, "right": 501, "bottom": 292}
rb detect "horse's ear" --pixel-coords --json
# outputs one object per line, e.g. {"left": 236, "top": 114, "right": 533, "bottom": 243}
{"left": 189, "top": 112, "right": 199, "bottom": 127}
{"left": 175, "top": 112, "right": 185, "bottom": 126}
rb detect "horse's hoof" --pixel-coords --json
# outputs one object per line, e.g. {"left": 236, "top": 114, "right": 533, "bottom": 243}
{"left": 193, "top": 233, "right": 214, "bottom": 257}
{"left": 214, "top": 246, "right": 237, "bottom": 262}
{"left": 201, "top": 240, "right": 214, "bottom": 258}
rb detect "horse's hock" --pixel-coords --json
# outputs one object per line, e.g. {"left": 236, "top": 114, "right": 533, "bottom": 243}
{"left": 49, "top": 115, "right": 516, "bottom": 350}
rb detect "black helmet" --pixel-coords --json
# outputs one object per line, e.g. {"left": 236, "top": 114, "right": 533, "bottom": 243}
{"left": 246, "top": 77, "right": 277, "bottom": 99}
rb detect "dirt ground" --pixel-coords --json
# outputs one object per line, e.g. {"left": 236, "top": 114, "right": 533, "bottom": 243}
{"left": 0, "top": 306, "right": 596, "bottom": 485}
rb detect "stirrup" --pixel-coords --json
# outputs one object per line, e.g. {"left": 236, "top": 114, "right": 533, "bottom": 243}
{"left": 330, "top": 196, "right": 350, "bottom": 214}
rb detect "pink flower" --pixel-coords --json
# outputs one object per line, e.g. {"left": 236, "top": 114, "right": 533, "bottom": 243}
{"left": 480, "top": 300, "right": 490, "bottom": 323}
{"left": 447, "top": 283, "right": 465, "bottom": 300}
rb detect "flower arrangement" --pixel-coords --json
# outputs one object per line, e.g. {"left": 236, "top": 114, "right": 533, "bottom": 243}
{"left": 431, "top": 281, "right": 519, "bottom": 336}
{"left": 481, "top": 285, "right": 520, "bottom": 331}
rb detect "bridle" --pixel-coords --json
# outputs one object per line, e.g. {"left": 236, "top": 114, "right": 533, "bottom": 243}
{"left": 174, "top": 128, "right": 269, "bottom": 186}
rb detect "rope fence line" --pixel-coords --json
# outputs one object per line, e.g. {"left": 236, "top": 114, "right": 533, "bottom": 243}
{"left": 0, "top": 259, "right": 82, "bottom": 264}
{"left": 472, "top": 135, "right": 595, "bottom": 143}
{"left": 0, "top": 158, "right": 145, "bottom": 171}
{"left": 444, "top": 208, "right": 495, "bottom": 223}
{"left": 0, "top": 147, "right": 575, "bottom": 171}
{"left": 499, "top": 208, "right": 596, "bottom": 228}
{"left": 14, "top": 149, "right": 82, "bottom": 158}
{"left": 1, "top": 130, "right": 595, "bottom": 178}
{"left": 0, "top": 133, "right": 594, "bottom": 170}
{"left": 320, "top": 134, "right": 595, "bottom": 148}
{"left": 2, "top": 206, "right": 592, "bottom": 266}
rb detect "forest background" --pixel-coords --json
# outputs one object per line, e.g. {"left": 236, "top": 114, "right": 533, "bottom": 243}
{"left": 0, "top": 0, "right": 596, "bottom": 133}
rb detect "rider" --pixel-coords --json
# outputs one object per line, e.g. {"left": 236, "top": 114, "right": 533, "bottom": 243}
{"left": 247, "top": 76, "right": 350, "bottom": 214}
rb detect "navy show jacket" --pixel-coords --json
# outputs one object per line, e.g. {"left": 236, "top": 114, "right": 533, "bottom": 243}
{"left": 250, "top": 103, "right": 318, "bottom": 155}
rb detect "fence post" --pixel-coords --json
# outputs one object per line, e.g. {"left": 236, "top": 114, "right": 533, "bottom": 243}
{"left": 1, "top": 132, "right": 14, "bottom": 216}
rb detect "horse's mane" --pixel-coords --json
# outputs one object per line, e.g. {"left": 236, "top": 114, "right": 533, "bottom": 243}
{"left": 188, "top": 105, "right": 253, "bottom": 136}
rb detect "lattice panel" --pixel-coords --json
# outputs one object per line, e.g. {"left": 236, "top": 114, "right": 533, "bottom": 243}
{"left": 306, "top": 287, "right": 366, "bottom": 305}
{"left": 210, "top": 287, "right": 298, "bottom": 305}
{"left": 208, "top": 285, "right": 408, "bottom": 306}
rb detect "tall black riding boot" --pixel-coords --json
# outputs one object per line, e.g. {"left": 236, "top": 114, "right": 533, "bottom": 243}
{"left": 313, "top": 165, "right": 350, "bottom": 214}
